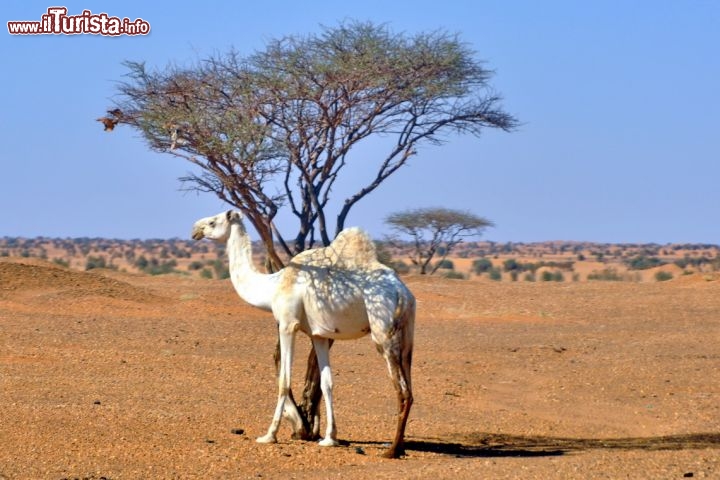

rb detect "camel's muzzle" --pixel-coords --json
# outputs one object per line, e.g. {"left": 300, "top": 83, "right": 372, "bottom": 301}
{"left": 191, "top": 228, "right": 205, "bottom": 240}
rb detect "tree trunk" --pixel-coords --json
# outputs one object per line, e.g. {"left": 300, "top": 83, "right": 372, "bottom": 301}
{"left": 298, "top": 346, "right": 324, "bottom": 439}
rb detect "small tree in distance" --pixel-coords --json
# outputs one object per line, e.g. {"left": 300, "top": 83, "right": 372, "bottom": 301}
{"left": 385, "top": 207, "right": 493, "bottom": 274}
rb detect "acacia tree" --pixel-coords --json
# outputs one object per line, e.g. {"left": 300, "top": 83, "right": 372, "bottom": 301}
{"left": 103, "top": 21, "right": 516, "bottom": 268}
{"left": 386, "top": 207, "right": 493, "bottom": 274}
{"left": 101, "top": 21, "right": 516, "bottom": 439}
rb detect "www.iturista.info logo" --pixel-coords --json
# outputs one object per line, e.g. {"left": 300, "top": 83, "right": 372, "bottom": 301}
{"left": 7, "top": 7, "right": 150, "bottom": 36}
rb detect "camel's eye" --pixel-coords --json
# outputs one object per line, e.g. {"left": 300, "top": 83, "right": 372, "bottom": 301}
{"left": 209, "top": 221, "right": 216, "bottom": 227}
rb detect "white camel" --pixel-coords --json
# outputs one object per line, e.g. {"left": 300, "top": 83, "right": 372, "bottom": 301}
{"left": 191, "top": 210, "right": 415, "bottom": 458}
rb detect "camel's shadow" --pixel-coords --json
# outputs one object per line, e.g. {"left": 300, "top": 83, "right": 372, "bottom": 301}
{"left": 356, "top": 433, "right": 720, "bottom": 458}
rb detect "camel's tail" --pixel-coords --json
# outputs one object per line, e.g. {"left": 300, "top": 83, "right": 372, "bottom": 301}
{"left": 386, "top": 286, "right": 415, "bottom": 458}
{"left": 394, "top": 288, "right": 415, "bottom": 384}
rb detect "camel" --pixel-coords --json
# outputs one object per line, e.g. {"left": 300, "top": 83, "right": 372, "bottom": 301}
{"left": 191, "top": 210, "right": 415, "bottom": 458}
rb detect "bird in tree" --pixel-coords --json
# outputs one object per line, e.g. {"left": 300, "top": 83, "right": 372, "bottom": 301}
{"left": 96, "top": 108, "right": 123, "bottom": 131}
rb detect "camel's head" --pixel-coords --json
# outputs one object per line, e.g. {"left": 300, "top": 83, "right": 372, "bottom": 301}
{"left": 191, "top": 210, "right": 242, "bottom": 242}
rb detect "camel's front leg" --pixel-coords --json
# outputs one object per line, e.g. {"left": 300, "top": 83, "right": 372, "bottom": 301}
{"left": 311, "top": 337, "right": 339, "bottom": 447}
{"left": 257, "top": 328, "right": 296, "bottom": 444}
{"left": 273, "top": 337, "right": 310, "bottom": 439}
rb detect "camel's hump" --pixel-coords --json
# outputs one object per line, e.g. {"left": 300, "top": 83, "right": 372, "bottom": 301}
{"left": 292, "top": 227, "right": 386, "bottom": 270}
{"left": 330, "top": 227, "right": 379, "bottom": 268}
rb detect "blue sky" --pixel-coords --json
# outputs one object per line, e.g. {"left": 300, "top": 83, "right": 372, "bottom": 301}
{"left": 2, "top": 1, "right": 718, "bottom": 243}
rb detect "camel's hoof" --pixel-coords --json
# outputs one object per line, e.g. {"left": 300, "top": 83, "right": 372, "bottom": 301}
{"left": 318, "top": 437, "right": 339, "bottom": 447}
{"left": 256, "top": 434, "right": 277, "bottom": 444}
{"left": 382, "top": 447, "right": 404, "bottom": 459}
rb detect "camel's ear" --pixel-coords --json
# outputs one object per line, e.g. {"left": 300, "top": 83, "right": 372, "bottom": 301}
{"left": 226, "top": 210, "right": 240, "bottom": 222}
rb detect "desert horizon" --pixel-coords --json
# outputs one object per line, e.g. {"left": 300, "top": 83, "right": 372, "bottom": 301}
{"left": 2, "top": 236, "right": 718, "bottom": 284}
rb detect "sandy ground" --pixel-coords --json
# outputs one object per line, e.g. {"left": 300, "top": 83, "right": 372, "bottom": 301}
{"left": 1, "top": 258, "right": 719, "bottom": 479}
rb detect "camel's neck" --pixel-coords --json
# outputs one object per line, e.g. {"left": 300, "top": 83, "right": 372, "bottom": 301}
{"left": 226, "top": 222, "right": 279, "bottom": 311}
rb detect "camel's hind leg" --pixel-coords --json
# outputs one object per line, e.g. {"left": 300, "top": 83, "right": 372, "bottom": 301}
{"left": 380, "top": 340, "right": 413, "bottom": 458}
{"left": 373, "top": 295, "right": 415, "bottom": 459}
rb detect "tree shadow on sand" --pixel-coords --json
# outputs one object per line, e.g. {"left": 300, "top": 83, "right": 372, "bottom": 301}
{"left": 397, "top": 432, "right": 720, "bottom": 458}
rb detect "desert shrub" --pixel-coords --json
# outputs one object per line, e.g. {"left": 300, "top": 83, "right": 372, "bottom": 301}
{"left": 85, "top": 255, "right": 107, "bottom": 270}
{"left": 588, "top": 268, "right": 623, "bottom": 281}
{"left": 510, "top": 271, "right": 519, "bottom": 282}
{"left": 488, "top": 267, "right": 502, "bottom": 281}
{"left": 537, "top": 261, "right": 575, "bottom": 271}
{"left": 503, "top": 258, "right": 520, "bottom": 272}
{"left": 521, "top": 262, "right": 540, "bottom": 273}
{"left": 674, "top": 255, "right": 711, "bottom": 269}
{"left": 524, "top": 272, "right": 536, "bottom": 282}
{"left": 53, "top": 258, "right": 69, "bottom": 268}
{"left": 134, "top": 256, "right": 149, "bottom": 270}
{"left": 541, "top": 271, "right": 564, "bottom": 282}
{"left": 443, "top": 270, "right": 465, "bottom": 280}
{"left": 169, "top": 246, "right": 191, "bottom": 258}
{"left": 145, "top": 259, "right": 178, "bottom": 275}
{"left": 200, "top": 268, "right": 213, "bottom": 279}
{"left": 188, "top": 261, "right": 205, "bottom": 271}
{"left": 472, "top": 258, "right": 493, "bottom": 274}
{"left": 435, "top": 259, "right": 454, "bottom": 270}
{"left": 502, "top": 259, "right": 569, "bottom": 274}
{"left": 210, "top": 259, "right": 230, "bottom": 279}
{"left": 625, "top": 255, "right": 666, "bottom": 270}
{"left": 655, "top": 271, "right": 673, "bottom": 282}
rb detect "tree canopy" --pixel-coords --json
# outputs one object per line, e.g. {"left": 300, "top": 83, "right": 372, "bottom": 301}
{"left": 103, "top": 21, "right": 517, "bottom": 269}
